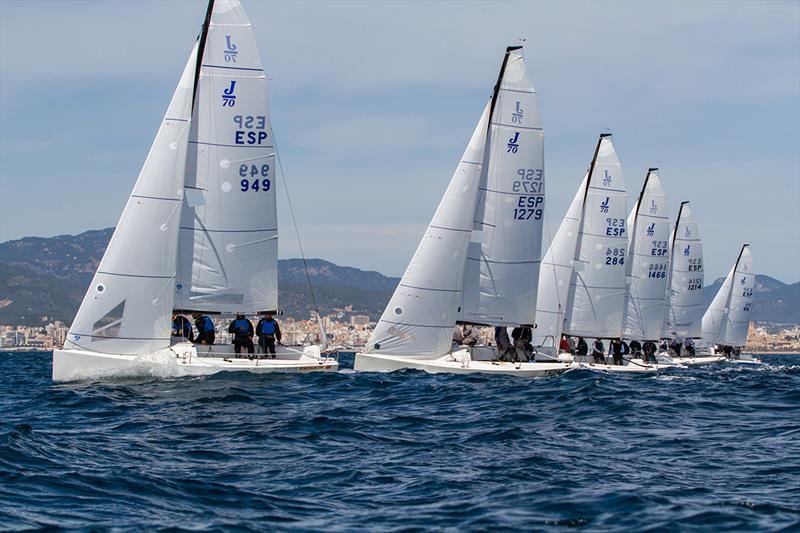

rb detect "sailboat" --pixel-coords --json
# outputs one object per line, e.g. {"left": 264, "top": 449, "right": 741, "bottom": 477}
{"left": 533, "top": 135, "right": 662, "bottom": 372}
{"left": 52, "top": 0, "right": 337, "bottom": 382}
{"left": 659, "top": 201, "right": 721, "bottom": 365}
{"left": 619, "top": 168, "right": 677, "bottom": 367}
{"left": 700, "top": 244, "right": 759, "bottom": 363}
{"left": 354, "top": 47, "right": 571, "bottom": 376}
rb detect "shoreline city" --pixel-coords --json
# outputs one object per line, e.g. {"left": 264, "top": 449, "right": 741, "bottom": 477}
{"left": 3, "top": 314, "right": 799, "bottom": 354}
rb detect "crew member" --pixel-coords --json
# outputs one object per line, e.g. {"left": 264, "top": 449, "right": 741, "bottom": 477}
{"left": 454, "top": 324, "right": 480, "bottom": 347}
{"left": 559, "top": 335, "right": 570, "bottom": 353}
{"left": 576, "top": 337, "right": 588, "bottom": 357}
{"left": 228, "top": 313, "right": 255, "bottom": 356}
{"left": 683, "top": 337, "right": 696, "bottom": 357}
{"left": 171, "top": 313, "right": 194, "bottom": 342}
{"left": 642, "top": 340, "right": 657, "bottom": 363}
{"left": 192, "top": 312, "right": 215, "bottom": 345}
{"left": 629, "top": 339, "right": 642, "bottom": 357}
{"left": 512, "top": 326, "right": 533, "bottom": 362}
{"left": 592, "top": 339, "right": 606, "bottom": 364}
{"left": 609, "top": 338, "right": 626, "bottom": 366}
{"left": 494, "top": 326, "right": 514, "bottom": 361}
{"left": 256, "top": 312, "right": 282, "bottom": 358}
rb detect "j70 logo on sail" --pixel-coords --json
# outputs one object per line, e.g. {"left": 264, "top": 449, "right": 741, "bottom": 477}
{"left": 600, "top": 197, "right": 609, "bottom": 213}
{"left": 646, "top": 223, "right": 655, "bottom": 237}
{"left": 649, "top": 200, "right": 658, "bottom": 214}
{"left": 224, "top": 35, "right": 238, "bottom": 63}
{"left": 603, "top": 170, "right": 612, "bottom": 187}
{"left": 507, "top": 132, "right": 520, "bottom": 153}
{"left": 222, "top": 81, "right": 237, "bottom": 107}
{"left": 512, "top": 102, "right": 524, "bottom": 123}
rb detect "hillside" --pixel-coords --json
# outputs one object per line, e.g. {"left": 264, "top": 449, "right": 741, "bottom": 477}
{"left": 1, "top": 228, "right": 797, "bottom": 327}
{"left": 0, "top": 229, "right": 398, "bottom": 325}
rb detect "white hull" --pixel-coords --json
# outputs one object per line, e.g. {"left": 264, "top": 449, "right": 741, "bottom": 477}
{"left": 539, "top": 351, "right": 678, "bottom": 372}
{"left": 354, "top": 348, "right": 571, "bottom": 377}
{"left": 52, "top": 342, "right": 338, "bottom": 382}
{"left": 670, "top": 355, "right": 726, "bottom": 366}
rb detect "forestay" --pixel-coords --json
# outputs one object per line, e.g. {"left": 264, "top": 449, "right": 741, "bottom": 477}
{"left": 662, "top": 202, "right": 704, "bottom": 338}
{"left": 462, "top": 48, "right": 545, "bottom": 327}
{"left": 366, "top": 104, "right": 491, "bottom": 356}
{"left": 175, "top": 0, "right": 278, "bottom": 314}
{"left": 532, "top": 174, "right": 587, "bottom": 347}
{"left": 563, "top": 135, "right": 628, "bottom": 339}
{"left": 64, "top": 46, "right": 198, "bottom": 355}
{"left": 622, "top": 169, "right": 670, "bottom": 340}
{"left": 702, "top": 244, "right": 754, "bottom": 347}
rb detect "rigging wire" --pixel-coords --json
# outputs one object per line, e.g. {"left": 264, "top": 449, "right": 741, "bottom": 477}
{"left": 270, "top": 130, "right": 327, "bottom": 350}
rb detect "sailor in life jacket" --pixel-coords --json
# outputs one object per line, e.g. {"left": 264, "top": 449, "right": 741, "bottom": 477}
{"left": 256, "top": 312, "right": 282, "bottom": 358}
{"left": 228, "top": 313, "right": 255, "bottom": 356}
{"left": 171, "top": 313, "right": 194, "bottom": 343}
{"left": 192, "top": 312, "right": 216, "bottom": 345}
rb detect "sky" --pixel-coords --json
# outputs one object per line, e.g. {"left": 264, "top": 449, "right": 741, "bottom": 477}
{"left": 1, "top": 0, "right": 799, "bottom": 282}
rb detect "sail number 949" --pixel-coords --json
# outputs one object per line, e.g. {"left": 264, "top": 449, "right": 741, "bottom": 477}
{"left": 239, "top": 164, "right": 270, "bottom": 192}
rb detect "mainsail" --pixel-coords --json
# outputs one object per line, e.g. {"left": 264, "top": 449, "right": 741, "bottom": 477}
{"left": 701, "top": 244, "right": 754, "bottom": 347}
{"left": 621, "top": 169, "right": 670, "bottom": 340}
{"left": 64, "top": 47, "right": 198, "bottom": 355}
{"left": 175, "top": 0, "right": 278, "bottom": 314}
{"left": 662, "top": 201, "right": 704, "bottom": 338}
{"left": 562, "top": 135, "right": 628, "bottom": 339}
{"left": 461, "top": 47, "right": 545, "bottom": 326}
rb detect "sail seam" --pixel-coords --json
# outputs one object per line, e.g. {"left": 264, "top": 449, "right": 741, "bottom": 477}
{"left": 96, "top": 271, "right": 174, "bottom": 279}
{"left": 428, "top": 225, "right": 472, "bottom": 233}
{"left": 380, "top": 320, "right": 453, "bottom": 329}
{"left": 179, "top": 227, "right": 277, "bottom": 233}
{"left": 69, "top": 333, "right": 173, "bottom": 340}
{"left": 131, "top": 194, "right": 181, "bottom": 202}
{"left": 499, "top": 87, "right": 536, "bottom": 95}
{"left": 587, "top": 186, "right": 626, "bottom": 194}
{"left": 399, "top": 284, "right": 460, "bottom": 293}
{"left": 189, "top": 141, "right": 275, "bottom": 149}
{"left": 489, "top": 122, "right": 543, "bottom": 131}
{"left": 466, "top": 258, "right": 541, "bottom": 264}
{"left": 201, "top": 64, "right": 264, "bottom": 72}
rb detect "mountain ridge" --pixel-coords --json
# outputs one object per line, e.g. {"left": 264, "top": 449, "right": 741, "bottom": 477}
{"left": 1, "top": 228, "right": 797, "bottom": 327}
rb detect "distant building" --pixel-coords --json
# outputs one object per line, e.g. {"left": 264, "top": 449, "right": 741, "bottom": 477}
{"left": 350, "top": 315, "right": 370, "bottom": 328}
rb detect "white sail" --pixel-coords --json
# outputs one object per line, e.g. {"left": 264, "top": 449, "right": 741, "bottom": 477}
{"left": 462, "top": 48, "right": 545, "bottom": 326}
{"left": 701, "top": 262, "right": 734, "bottom": 346}
{"left": 563, "top": 135, "right": 628, "bottom": 339}
{"left": 622, "top": 169, "right": 670, "bottom": 340}
{"left": 366, "top": 104, "right": 491, "bottom": 356}
{"left": 711, "top": 245, "right": 754, "bottom": 347}
{"left": 64, "top": 46, "right": 198, "bottom": 355}
{"left": 662, "top": 202, "right": 704, "bottom": 338}
{"left": 175, "top": 0, "right": 278, "bottom": 314}
{"left": 532, "top": 174, "right": 587, "bottom": 347}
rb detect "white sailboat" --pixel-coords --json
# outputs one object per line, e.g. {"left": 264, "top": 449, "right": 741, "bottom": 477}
{"left": 534, "top": 137, "right": 667, "bottom": 372}
{"left": 53, "top": 0, "right": 337, "bottom": 382}
{"left": 701, "top": 244, "right": 759, "bottom": 363}
{"left": 354, "top": 47, "right": 571, "bottom": 376}
{"left": 659, "top": 201, "right": 721, "bottom": 365}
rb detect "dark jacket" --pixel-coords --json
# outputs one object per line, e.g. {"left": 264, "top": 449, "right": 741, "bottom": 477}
{"left": 576, "top": 338, "right": 588, "bottom": 356}
{"left": 172, "top": 315, "right": 194, "bottom": 342}
{"left": 255, "top": 318, "right": 282, "bottom": 342}
{"left": 228, "top": 318, "right": 254, "bottom": 341}
{"left": 629, "top": 340, "right": 642, "bottom": 353}
{"left": 194, "top": 316, "right": 215, "bottom": 344}
{"left": 511, "top": 326, "right": 532, "bottom": 343}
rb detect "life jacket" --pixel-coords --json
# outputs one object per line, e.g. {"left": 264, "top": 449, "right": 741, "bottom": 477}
{"left": 260, "top": 319, "right": 276, "bottom": 336}
{"left": 233, "top": 319, "right": 251, "bottom": 335}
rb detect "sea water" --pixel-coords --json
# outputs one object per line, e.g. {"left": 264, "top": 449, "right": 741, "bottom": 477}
{"left": 1, "top": 351, "right": 798, "bottom": 531}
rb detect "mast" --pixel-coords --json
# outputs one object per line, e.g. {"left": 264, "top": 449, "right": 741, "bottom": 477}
{"left": 192, "top": 0, "right": 215, "bottom": 111}
{"left": 487, "top": 46, "right": 522, "bottom": 127}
